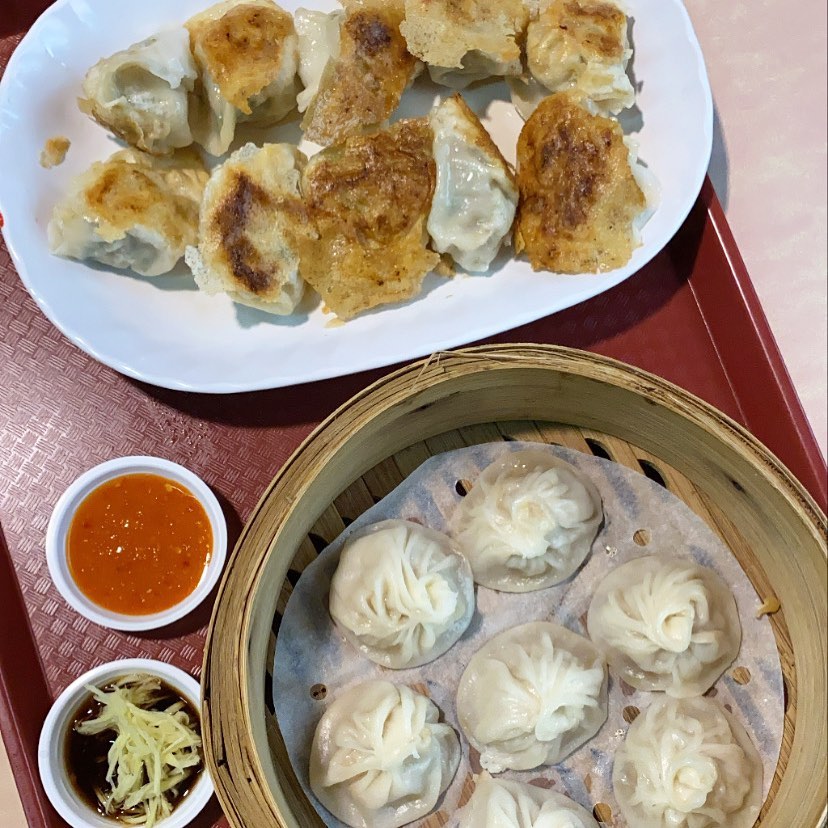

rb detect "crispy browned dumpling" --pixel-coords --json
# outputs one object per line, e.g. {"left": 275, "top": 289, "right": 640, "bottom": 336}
{"left": 48, "top": 149, "right": 207, "bottom": 276}
{"left": 526, "top": 0, "right": 634, "bottom": 115}
{"left": 302, "top": 118, "right": 439, "bottom": 319}
{"left": 185, "top": 143, "right": 315, "bottom": 315}
{"left": 301, "top": 0, "right": 418, "bottom": 146}
{"left": 514, "top": 91, "right": 645, "bottom": 273}
{"left": 187, "top": 0, "right": 298, "bottom": 155}
{"left": 400, "top": 0, "right": 527, "bottom": 86}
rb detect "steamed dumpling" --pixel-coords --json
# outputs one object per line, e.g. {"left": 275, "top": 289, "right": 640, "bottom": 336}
{"left": 186, "top": 0, "right": 299, "bottom": 156}
{"left": 520, "top": 0, "right": 634, "bottom": 117}
{"left": 427, "top": 94, "right": 517, "bottom": 272}
{"left": 613, "top": 696, "right": 762, "bottom": 828}
{"left": 79, "top": 28, "right": 198, "bottom": 155}
{"left": 329, "top": 520, "right": 475, "bottom": 669}
{"left": 48, "top": 148, "right": 207, "bottom": 276}
{"left": 456, "top": 773, "right": 600, "bottom": 828}
{"left": 299, "top": 0, "right": 419, "bottom": 147}
{"left": 450, "top": 449, "right": 603, "bottom": 592}
{"left": 587, "top": 555, "right": 742, "bottom": 697}
{"left": 310, "top": 680, "right": 461, "bottom": 828}
{"left": 185, "top": 142, "right": 313, "bottom": 314}
{"left": 456, "top": 622, "right": 607, "bottom": 772}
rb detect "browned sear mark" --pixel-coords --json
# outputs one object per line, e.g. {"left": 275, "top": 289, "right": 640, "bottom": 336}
{"left": 215, "top": 173, "right": 274, "bottom": 293}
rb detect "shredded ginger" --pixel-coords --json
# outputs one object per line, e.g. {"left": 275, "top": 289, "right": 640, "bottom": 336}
{"left": 76, "top": 674, "right": 203, "bottom": 827}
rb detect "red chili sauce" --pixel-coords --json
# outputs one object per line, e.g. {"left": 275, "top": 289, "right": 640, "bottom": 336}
{"left": 67, "top": 473, "right": 212, "bottom": 615}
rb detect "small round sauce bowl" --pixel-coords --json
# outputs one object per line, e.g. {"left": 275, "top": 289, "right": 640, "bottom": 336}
{"left": 38, "top": 658, "right": 214, "bottom": 828}
{"left": 46, "top": 456, "right": 227, "bottom": 631}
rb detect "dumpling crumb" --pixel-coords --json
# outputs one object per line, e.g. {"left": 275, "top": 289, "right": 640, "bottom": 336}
{"left": 40, "top": 136, "right": 71, "bottom": 169}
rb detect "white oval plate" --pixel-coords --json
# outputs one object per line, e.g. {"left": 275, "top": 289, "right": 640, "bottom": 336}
{"left": 0, "top": 0, "right": 711, "bottom": 393}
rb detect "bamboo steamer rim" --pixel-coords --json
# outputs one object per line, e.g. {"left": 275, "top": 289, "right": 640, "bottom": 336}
{"left": 202, "top": 344, "right": 827, "bottom": 828}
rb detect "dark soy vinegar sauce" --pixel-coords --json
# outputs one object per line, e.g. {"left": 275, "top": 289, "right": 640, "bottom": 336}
{"left": 64, "top": 677, "right": 204, "bottom": 821}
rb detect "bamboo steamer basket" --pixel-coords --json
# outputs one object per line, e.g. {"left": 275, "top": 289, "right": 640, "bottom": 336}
{"left": 202, "top": 344, "right": 827, "bottom": 828}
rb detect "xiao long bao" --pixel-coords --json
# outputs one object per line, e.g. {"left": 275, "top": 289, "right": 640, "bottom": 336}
{"left": 450, "top": 450, "right": 603, "bottom": 592}
{"left": 328, "top": 520, "right": 475, "bottom": 669}
{"left": 456, "top": 622, "right": 608, "bottom": 773}
{"left": 309, "top": 680, "right": 460, "bottom": 828}
{"left": 613, "top": 696, "right": 762, "bottom": 828}
{"left": 456, "top": 773, "right": 600, "bottom": 828}
{"left": 587, "top": 554, "right": 742, "bottom": 696}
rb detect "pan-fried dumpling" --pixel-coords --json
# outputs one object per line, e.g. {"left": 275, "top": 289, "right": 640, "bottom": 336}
{"left": 310, "top": 680, "right": 461, "bottom": 828}
{"left": 186, "top": 0, "right": 299, "bottom": 156}
{"left": 514, "top": 91, "right": 650, "bottom": 273}
{"left": 400, "top": 0, "right": 528, "bottom": 88}
{"left": 523, "top": 0, "right": 634, "bottom": 117}
{"left": 427, "top": 95, "right": 517, "bottom": 272}
{"left": 456, "top": 773, "right": 600, "bottom": 828}
{"left": 587, "top": 555, "right": 742, "bottom": 697}
{"left": 450, "top": 449, "right": 602, "bottom": 592}
{"left": 48, "top": 148, "right": 207, "bottom": 276}
{"left": 613, "top": 697, "right": 762, "bottom": 828}
{"left": 301, "top": 118, "right": 439, "bottom": 319}
{"left": 300, "top": 0, "right": 419, "bottom": 146}
{"left": 456, "top": 622, "right": 607, "bottom": 773}
{"left": 79, "top": 28, "right": 198, "bottom": 155}
{"left": 294, "top": 8, "right": 345, "bottom": 113}
{"left": 329, "top": 520, "right": 475, "bottom": 669}
{"left": 184, "top": 142, "right": 314, "bottom": 314}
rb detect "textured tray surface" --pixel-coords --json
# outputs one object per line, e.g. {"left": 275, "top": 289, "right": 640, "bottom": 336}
{"left": 1, "top": 22, "right": 825, "bottom": 828}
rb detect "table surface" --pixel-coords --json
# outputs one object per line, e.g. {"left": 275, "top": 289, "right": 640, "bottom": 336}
{"left": 1, "top": 0, "right": 826, "bottom": 824}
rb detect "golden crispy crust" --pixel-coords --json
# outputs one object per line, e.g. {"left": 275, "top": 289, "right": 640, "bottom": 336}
{"left": 302, "top": 0, "right": 417, "bottom": 146}
{"left": 210, "top": 173, "right": 306, "bottom": 296}
{"left": 40, "top": 136, "right": 71, "bottom": 169}
{"left": 514, "top": 91, "right": 645, "bottom": 273}
{"left": 301, "top": 118, "right": 439, "bottom": 318}
{"left": 197, "top": 145, "right": 313, "bottom": 303}
{"left": 83, "top": 150, "right": 206, "bottom": 248}
{"left": 536, "top": 0, "right": 627, "bottom": 62}
{"left": 400, "top": 0, "right": 527, "bottom": 70}
{"left": 187, "top": 0, "right": 295, "bottom": 114}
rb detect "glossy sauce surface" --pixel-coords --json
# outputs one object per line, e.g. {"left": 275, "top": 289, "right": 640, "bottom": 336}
{"left": 67, "top": 473, "right": 212, "bottom": 615}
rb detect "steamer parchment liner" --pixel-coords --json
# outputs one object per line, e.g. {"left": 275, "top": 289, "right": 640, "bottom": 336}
{"left": 273, "top": 442, "right": 784, "bottom": 827}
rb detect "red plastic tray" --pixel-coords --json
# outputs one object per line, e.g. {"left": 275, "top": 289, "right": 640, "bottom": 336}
{"left": 1, "top": 24, "right": 825, "bottom": 828}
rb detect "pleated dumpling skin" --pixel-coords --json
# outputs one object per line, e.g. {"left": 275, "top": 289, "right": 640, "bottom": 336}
{"left": 79, "top": 28, "right": 198, "bottom": 155}
{"left": 427, "top": 95, "right": 517, "bottom": 272}
{"left": 457, "top": 773, "right": 600, "bottom": 828}
{"left": 450, "top": 449, "right": 603, "bottom": 592}
{"left": 587, "top": 555, "right": 742, "bottom": 697}
{"left": 48, "top": 149, "right": 207, "bottom": 277}
{"left": 309, "top": 680, "right": 461, "bottom": 828}
{"left": 185, "top": 142, "right": 314, "bottom": 314}
{"left": 613, "top": 696, "right": 762, "bottom": 828}
{"left": 329, "top": 519, "right": 475, "bottom": 668}
{"left": 186, "top": 0, "right": 299, "bottom": 155}
{"left": 456, "top": 622, "right": 608, "bottom": 773}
